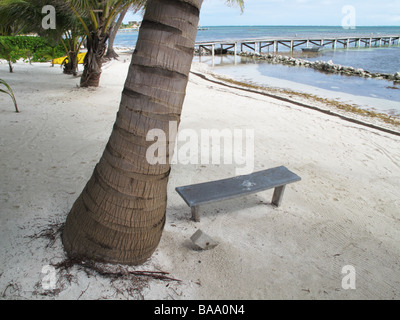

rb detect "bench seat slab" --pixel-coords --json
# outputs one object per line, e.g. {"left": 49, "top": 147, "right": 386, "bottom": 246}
{"left": 176, "top": 166, "right": 301, "bottom": 222}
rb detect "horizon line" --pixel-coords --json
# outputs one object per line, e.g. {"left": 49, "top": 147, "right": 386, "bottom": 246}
{"left": 199, "top": 25, "right": 400, "bottom": 28}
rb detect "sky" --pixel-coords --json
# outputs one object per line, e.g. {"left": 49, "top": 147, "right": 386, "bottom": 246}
{"left": 124, "top": 0, "right": 400, "bottom": 27}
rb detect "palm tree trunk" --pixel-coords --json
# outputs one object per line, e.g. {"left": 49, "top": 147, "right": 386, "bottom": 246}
{"left": 105, "top": 6, "right": 129, "bottom": 60}
{"left": 63, "top": 0, "right": 203, "bottom": 265}
{"left": 80, "top": 31, "right": 109, "bottom": 87}
{"left": 63, "top": 52, "right": 78, "bottom": 75}
{"left": 8, "top": 59, "right": 13, "bottom": 73}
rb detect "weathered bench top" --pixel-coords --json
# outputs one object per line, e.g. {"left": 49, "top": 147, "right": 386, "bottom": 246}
{"left": 175, "top": 166, "right": 301, "bottom": 208}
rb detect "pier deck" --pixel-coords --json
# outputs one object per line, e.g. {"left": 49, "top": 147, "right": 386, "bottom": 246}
{"left": 195, "top": 35, "right": 400, "bottom": 56}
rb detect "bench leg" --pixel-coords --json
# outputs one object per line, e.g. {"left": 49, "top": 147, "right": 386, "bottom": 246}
{"left": 272, "top": 185, "right": 286, "bottom": 207}
{"left": 191, "top": 206, "right": 200, "bottom": 222}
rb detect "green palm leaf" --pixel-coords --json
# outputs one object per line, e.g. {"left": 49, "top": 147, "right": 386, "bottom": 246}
{"left": 0, "top": 79, "right": 19, "bottom": 113}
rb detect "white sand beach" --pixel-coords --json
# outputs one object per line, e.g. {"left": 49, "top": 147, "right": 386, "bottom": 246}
{"left": 1, "top": 52, "right": 399, "bottom": 300}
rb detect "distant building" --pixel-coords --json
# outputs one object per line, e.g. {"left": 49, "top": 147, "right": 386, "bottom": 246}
{"left": 128, "top": 21, "right": 141, "bottom": 28}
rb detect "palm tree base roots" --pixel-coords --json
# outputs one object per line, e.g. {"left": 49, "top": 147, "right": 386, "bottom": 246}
{"left": 62, "top": 193, "right": 166, "bottom": 266}
{"left": 80, "top": 72, "right": 101, "bottom": 87}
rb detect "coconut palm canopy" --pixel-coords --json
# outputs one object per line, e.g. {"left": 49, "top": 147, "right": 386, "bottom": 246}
{"left": 0, "top": 0, "right": 80, "bottom": 38}
{"left": 0, "top": 0, "right": 243, "bottom": 82}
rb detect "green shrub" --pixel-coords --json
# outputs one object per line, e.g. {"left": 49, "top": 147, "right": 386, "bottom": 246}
{"left": 0, "top": 36, "right": 65, "bottom": 63}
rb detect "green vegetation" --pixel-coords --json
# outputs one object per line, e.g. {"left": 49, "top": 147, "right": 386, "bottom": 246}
{"left": 0, "top": 36, "right": 65, "bottom": 68}
{"left": 1, "top": 0, "right": 87, "bottom": 75}
{"left": 0, "top": 1, "right": 147, "bottom": 81}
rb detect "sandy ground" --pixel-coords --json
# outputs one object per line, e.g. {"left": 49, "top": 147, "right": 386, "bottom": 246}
{"left": 1, "top": 52, "right": 399, "bottom": 300}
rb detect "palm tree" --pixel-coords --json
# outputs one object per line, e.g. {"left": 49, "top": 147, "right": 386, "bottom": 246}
{"left": 40, "top": 45, "right": 61, "bottom": 67}
{"left": 59, "top": 27, "right": 86, "bottom": 75}
{"left": 104, "top": 5, "right": 129, "bottom": 59}
{"left": 63, "top": 0, "right": 244, "bottom": 265}
{"left": 68, "top": 0, "right": 146, "bottom": 87}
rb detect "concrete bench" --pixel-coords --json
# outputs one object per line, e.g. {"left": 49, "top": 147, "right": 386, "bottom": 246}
{"left": 175, "top": 166, "right": 301, "bottom": 222}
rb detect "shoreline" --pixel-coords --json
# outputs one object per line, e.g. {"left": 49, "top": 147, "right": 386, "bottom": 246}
{"left": 194, "top": 54, "right": 400, "bottom": 115}
{"left": 191, "top": 60, "right": 400, "bottom": 134}
{"left": 233, "top": 50, "right": 400, "bottom": 82}
{"left": 3, "top": 52, "right": 399, "bottom": 133}
{"left": 1, "top": 53, "right": 400, "bottom": 300}
{"left": 111, "top": 42, "right": 400, "bottom": 120}
{"left": 191, "top": 69, "right": 400, "bottom": 136}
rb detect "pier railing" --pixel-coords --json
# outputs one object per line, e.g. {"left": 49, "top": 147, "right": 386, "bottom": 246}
{"left": 195, "top": 35, "right": 400, "bottom": 56}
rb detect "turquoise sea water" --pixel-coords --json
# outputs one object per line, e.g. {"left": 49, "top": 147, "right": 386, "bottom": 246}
{"left": 115, "top": 26, "right": 400, "bottom": 116}
{"left": 116, "top": 25, "right": 400, "bottom": 47}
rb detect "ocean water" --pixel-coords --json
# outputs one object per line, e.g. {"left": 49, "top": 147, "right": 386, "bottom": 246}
{"left": 115, "top": 25, "right": 400, "bottom": 47}
{"left": 115, "top": 26, "right": 400, "bottom": 116}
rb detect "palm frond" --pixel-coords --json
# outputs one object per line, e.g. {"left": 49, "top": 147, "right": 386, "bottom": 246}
{"left": 0, "top": 0, "right": 86, "bottom": 40}
{"left": 67, "top": 0, "right": 146, "bottom": 36}
{"left": 225, "top": 0, "right": 245, "bottom": 12}
{"left": 0, "top": 79, "right": 19, "bottom": 113}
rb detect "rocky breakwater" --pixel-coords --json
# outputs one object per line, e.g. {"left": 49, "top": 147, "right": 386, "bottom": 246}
{"left": 236, "top": 51, "right": 400, "bottom": 83}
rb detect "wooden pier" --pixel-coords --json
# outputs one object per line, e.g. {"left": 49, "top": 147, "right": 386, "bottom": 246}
{"left": 195, "top": 35, "right": 400, "bottom": 57}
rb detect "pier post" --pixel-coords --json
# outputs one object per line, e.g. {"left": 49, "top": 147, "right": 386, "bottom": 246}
{"left": 211, "top": 44, "right": 215, "bottom": 67}
{"left": 234, "top": 43, "right": 237, "bottom": 65}
{"left": 274, "top": 40, "right": 278, "bottom": 53}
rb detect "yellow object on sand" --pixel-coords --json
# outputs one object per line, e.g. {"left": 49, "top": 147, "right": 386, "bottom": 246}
{"left": 52, "top": 52, "right": 86, "bottom": 65}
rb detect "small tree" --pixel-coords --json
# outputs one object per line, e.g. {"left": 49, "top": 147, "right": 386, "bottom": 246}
{"left": 0, "top": 39, "right": 20, "bottom": 72}
{"left": 68, "top": 0, "right": 146, "bottom": 87}
{"left": 37, "top": 45, "right": 60, "bottom": 67}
